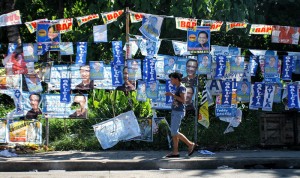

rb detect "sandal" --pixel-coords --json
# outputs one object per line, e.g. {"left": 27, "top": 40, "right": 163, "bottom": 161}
{"left": 188, "top": 143, "right": 198, "bottom": 156}
{"left": 165, "top": 154, "right": 180, "bottom": 158}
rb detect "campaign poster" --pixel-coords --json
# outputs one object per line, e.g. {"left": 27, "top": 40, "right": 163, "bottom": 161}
{"left": 94, "top": 64, "right": 116, "bottom": 90}
{"left": 43, "top": 94, "right": 88, "bottom": 119}
{"left": 39, "top": 61, "right": 53, "bottom": 83}
{"left": 48, "top": 65, "right": 70, "bottom": 91}
{"left": 136, "top": 81, "right": 147, "bottom": 102}
{"left": 60, "top": 42, "right": 74, "bottom": 55}
{"left": 264, "top": 56, "right": 280, "bottom": 82}
{"left": 146, "top": 81, "right": 158, "bottom": 100}
{"left": 36, "top": 22, "right": 61, "bottom": 52}
{"left": 154, "top": 55, "right": 165, "bottom": 79}
{"left": 172, "top": 40, "right": 191, "bottom": 56}
{"left": 8, "top": 120, "right": 42, "bottom": 144}
{"left": 127, "top": 59, "right": 142, "bottom": 80}
{"left": 272, "top": 25, "right": 299, "bottom": 45}
{"left": 198, "top": 54, "right": 212, "bottom": 74}
{"left": 236, "top": 81, "right": 251, "bottom": 103}
{"left": 175, "top": 57, "right": 187, "bottom": 77}
{"left": 24, "top": 74, "right": 43, "bottom": 93}
{"left": 273, "top": 83, "right": 282, "bottom": 103}
{"left": 23, "top": 43, "right": 38, "bottom": 62}
{"left": 0, "top": 68, "right": 22, "bottom": 89}
{"left": 135, "top": 118, "right": 153, "bottom": 142}
{"left": 139, "top": 37, "right": 161, "bottom": 57}
{"left": 139, "top": 14, "right": 163, "bottom": 42}
{"left": 158, "top": 55, "right": 177, "bottom": 79}
{"left": 230, "top": 56, "right": 244, "bottom": 73}
{"left": 187, "top": 26, "right": 210, "bottom": 53}
{"left": 151, "top": 82, "right": 172, "bottom": 110}
{"left": 90, "top": 61, "right": 104, "bottom": 80}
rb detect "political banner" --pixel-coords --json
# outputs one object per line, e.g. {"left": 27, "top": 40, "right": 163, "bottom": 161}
{"left": 201, "top": 20, "right": 223, "bottom": 32}
{"left": 175, "top": 17, "right": 197, "bottom": 31}
{"left": 76, "top": 14, "right": 99, "bottom": 26}
{"left": 55, "top": 18, "right": 73, "bottom": 33}
{"left": 249, "top": 24, "right": 273, "bottom": 35}
{"left": 137, "top": 81, "right": 147, "bottom": 102}
{"left": 60, "top": 78, "right": 71, "bottom": 103}
{"left": 262, "top": 83, "right": 275, "bottom": 111}
{"left": 93, "top": 25, "right": 107, "bottom": 42}
{"left": 59, "top": 42, "right": 74, "bottom": 55}
{"left": 123, "top": 38, "right": 139, "bottom": 57}
{"left": 112, "top": 41, "right": 124, "bottom": 66}
{"left": 272, "top": 26, "right": 299, "bottom": 45}
{"left": 175, "top": 57, "right": 187, "bottom": 77}
{"left": 7, "top": 43, "right": 18, "bottom": 55}
{"left": 264, "top": 56, "right": 280, "bottom": 83}
{"left": 111, "top": 63, "right": 123, "bottom": 87}
{"left": 75, "top": 42, "right": 87, "bottom": 66}
{"left": 151, "top": 82, "right": 172, "bottom": 110}
{"left": 0, "top": 10, "right": 22, "bottom": 27}
{"left": 37, "top": 22, "right": 61, "bottom": 53}
{"left": 287, "top": 83, "right": 299, "bottom": 109}
{"left": 281, "top": 55, "right": 294, "bottom": 81}
{"left": 139, "top": 14, "right": 163, "bottom": 41}
{"left": 101, "top": 10, "right": 124, "bottom": 24}
{"left": 273, "top": 83, "right": 282, "bottom": 103}
{"left": 89, "top": 61, "right": 104, "bottom": 80}
{"left": 172, "top": 40, "right": 191, "bottom": 56}
{"left": 8, "top": 120, "right": 42, "bottom": 144}
{"left": 139, "top": 37, "right": 161, "bottom": 57}
{"left": 154, "top": 56, "right": 165, "bottom": 79}
{"left": 25, "top": 18, "right": 47, "bottom": 33}
{"left": 146, "top": 57, "right": 156, "bottom": 83}
{"left": 226, "top": 22, "right": 248, "bottom": 32}
{"left": 215, "top": 55, "right": 226, "bottom": 79}
{"left": 43, "top": 94, "right": 88, "bottom": 119}
{"left": 198, "top": 54, "right": 211, "bottom": 74}
{"left": 249, "top": 49, "right": 277, "bottom": 56}
{"left": 221, "top": 80, "right": 233, "bottom": 106}
{"left": 249, "top": 83, "right": 265, "bottom": 110}
{"left": 187, "top": 26, "right": 210, "bottom": 53}
{"left": 129, "top": 11, "right": 144, "bottom": 23}
{"left": 0, "top": 70, "right": 21, "bottom": 90}
{"left": 157, "top": 55, "right": 176, "bottom": 79}
{"left": 134, "top": 118, "right": 153, "bottom": 142}
{"left": 48, "top": 65, "right": 70, "bottom": 90}
{"left": 206, "top": 79, "right": 222, "bottom": 96}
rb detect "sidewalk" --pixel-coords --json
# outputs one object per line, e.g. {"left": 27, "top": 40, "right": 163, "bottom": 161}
{"left": 1, "top": 150, "right": 300, "bottom": 171}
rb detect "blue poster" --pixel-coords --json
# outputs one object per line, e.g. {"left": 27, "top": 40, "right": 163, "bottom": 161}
{"left": 281, "top": 55, "right": 293, "bottom": 81}
{"left": 287, "top": 83, "right": 299, "bottom": 109}
{"left": 146, "top": 57, "right": 156, "bottom": 83}
{"left": 151, "top": 82, "right": 172, "bottom": 110}
{"left": 60, "top": 78, "right": 71, "bottom": 103}
{"left": 24, "top": 74, "right": 43, "bottom": 93}
{"left": 273, "top": 83, "right": 282, "bottom": 103}
{"left": 166, "top": 79, "right": 176, "bottom": 104}
{"left": 111, "top": 62, "right": 123, "bottom": 87}
{"left": 146, "top": 81, "right": 158, "bottom": 99}
{"left": 155, "top": 55, "right": 165, "bottom": 79}
{"left": 36, "top": 22, "right": 60, "bottom": 52}
{"left": 60, "top": 42, "right": 74, "bottom": 55}
{"left": 127, "top": 59, "right": 142, "bottom": 80}
{"left": 75, "top": 42, "right": 87, "bottom": 66}
{"left": 139, "top": 14, "right": 163, "bottom": 42}
{"left": 23, "top": 43, "right": 38, "bottom": 62}
{"left": 250, "top": 55, "right": 259, "bottom": 76}
{"left": 112, "top": 41, "right": 124, "bottom": 66}
{"left": 230, "top": 56, "right": 244, "bottom": 73}
{"left": 221, "top": 80, "right": 232, "bottom": 106}
{"left": 175, "top": 57, "right": 187, "bottom": 77}
{"left": 187, "top": 26, "right": 210, "bottom": 53}
{"left": 215, "top": 55, "right": 227, "bottom": 79}
{"left": 236, "top": 81, "right": 250, "bottom": 103}
{"left": 250, "top": 82, "right": 265, "bottom": 109}
{"left": 198, "top": 54, "right": 211, "bottom": 74}
{"left": 264, "top": 56, "right": 279, "bottom": 83}
{"left": 90, "top": 61, "right": 104, "bottom": 80}
{"left": 93, "top": 64, "right": 116, "bottom": 90}
{"left": 7, "top": 43, "right": 17, "bottom": 55}
{"left": 136, "top": 81, "right": 147, "bottom": 102}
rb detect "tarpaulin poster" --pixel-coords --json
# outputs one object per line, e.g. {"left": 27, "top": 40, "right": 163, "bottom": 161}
{"left": 226, "top": 22, "right": 248, "bottom": 32}
{"left": 187, "top": 26, "right": 210, "bottom": 53}
{"left": 111, "top": 63, "right": 123, "bottom": 87}
{"left": 158, "top": 55, "right": 176, "bottom": 79}
{"left": 112, "top": 41, "right": 124, "bottom": 66}
{"left": 201, "top": 20, "right": 223, "bottom": 32}
{"left": 272, "top": 25, "right": 299, "bottom": 45}
{"left": 0, "top": 10, "right": 22, "bottom": 27}
{"left": 287, "top": 83, "right": 299, "bottom": 109}
{"left": 72, "top": 65, "right": 93, "bottom": 90}
{"left": 135, "top": 118, "right": 153, "bottom": 142}
{"left": 273, "top": 83, "right": 282, "bottom": 103}
{"left": 250, "top": 55, "right": 259, "bottom": 76}
{"left": 206, "top": 79, "right": 222, "bottom": 96}
{"left": 25, "top": 18, "right": 47, "bottom": 33}
{"left": 90, "top": 61, "right": 104, "bottom": 80}
{"left": 8, "top": 120, "right": 42, "bottom": 144}
{"left": 55, "top": 18, "right": 73, "bottom": 34}
{"left": 0, "top": 119, "right": 8, "bottom": 143}
{"left": 0, "top": 69, "right": 21, "bottom": 90}
{"left": 175, "top": 57, "right": 187, "bottom": 77}
{"left": 60, "top": 78, "right": 71, "bottom": 103}
{"left": 237, "top": 81, "right": 250, "bottom": 103}
{"left": 139, "top": 37, "right": 161, "bottom": 57}
{"left": 198, "top": 54, "right": 211, "bottom": 74}
{"left": 215, "top": 55, "right": 226, "bottom": 79}
{"left": 264, "top": 56, "right": 279, "bottom": 82}
{"left": 93, "top": 25, "right": 107, "bottom": 42}
{"left": 48, "top": 65, "right": 70, "bottom": 91}
{"left": 175, "top": 17, "right": 197, "bottom": 31}
{"left": 130, "top": 11, "right": 143, "bottom": 23}
{"left": 43, "top": 94, "right": 88, "bottom": 119}
{"left": 249, "top": 24, "right": 273, "bottom": 35}
{"left": 23, "top": 43, "right": 38, "bottom": 62}
{"left": 127, "top": 59, "right": 142, "bottom": 80}
{"left": 101, "top": 10, "right": 124, "bottom": 24}
{"left": 94, "top": 64, "right": 116, "bottom": 90}
{"left": 139, "top": 14, "right": 164, "bottom": 42}
{"left": 146, "top": 57, "right": 156, "bottom": 84}
{"left": 137, "top": 81, "right": 147, "bottom": 102}
{"left": 154, "top": 55, "right": 165, "bottom": 79}
{"left": 76, "top": 14, "right": 99, "bottom": 26}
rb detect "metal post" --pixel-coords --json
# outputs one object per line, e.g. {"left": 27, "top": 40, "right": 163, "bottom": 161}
{"left": 194, "top": 76, "right": 199, "bottom": 143}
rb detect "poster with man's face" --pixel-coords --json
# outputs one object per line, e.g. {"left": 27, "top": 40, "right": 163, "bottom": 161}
{"left": 187, "top": 26, "right": 210, "bottom": 53}
{"left": 198, "top": 54, "right": 211, "bottom": 74}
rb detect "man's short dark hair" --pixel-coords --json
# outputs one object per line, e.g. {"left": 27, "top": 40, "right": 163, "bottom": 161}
{"left": 169, "top": 72, "right": 183, "bottom": 81}
{"left": 198, "top": 31, "right": 208, "bottom": 38}
{"left": 29, "top": 93, "right": 41, "bottom": 102}
{"left": 186, "top": 58, "right": 198, "bottom": 66}
{"left": 74, "top": 94, "right": 86, "bottom": 102}
{"left": 186, "top": 86, "right": 194, "bottom": 94}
